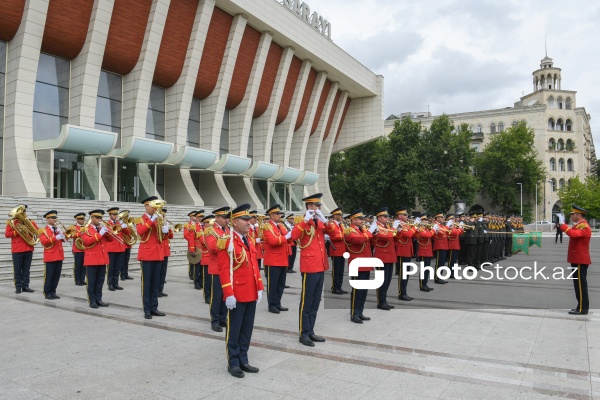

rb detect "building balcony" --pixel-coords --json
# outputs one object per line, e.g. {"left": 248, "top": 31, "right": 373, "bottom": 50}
{"left": 471, "top": 131, "right": 484, "bottom": 141}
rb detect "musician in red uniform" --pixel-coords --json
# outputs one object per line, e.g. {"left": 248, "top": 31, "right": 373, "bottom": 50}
{"left": 218, "top": 203, "right": 264, "bottom": 378}
{"left": 446, "top": 215, "right": 464, "bottom": 279}
{"left": 105, "top": 207, "right": 129, "bottom": 291}
{"left": 5, "top": 204, "right": 38, "bottom": 293}
{"left": 394, "top": 208, "right": 415, "bottom": 301}
{"left": 285, "top": 214, "right": 297, "bottom": 273}
{"left": 158, "top": 208, "right": 174, "bottom": 297}
{"left": 262, "top": 204, "right": 292, "bottom": 314}
{"left": 432, "top": 212, "right": 450, "bottom": 285}
{"left": 557, "top": 205, "right": 592, "bottom": 315}
{"left": 82, "top": 210, "right": 113, "bottom": 308}
{"left": 415, "top": 214, "right": 435, "bottom": 292}
{"left": 200, "top": 214, "right": 213, "bottom": 303}
{"left": 193, "top": 210, "right": 205, "bottom": 289}
{"left": 248, "top": 210, "right": 264, "bottom": 272}
{"left": 328, "top": 208, "right": 347, "bottom": 294}
{"left": 344, "top": 209, "right": 374, "bottom": 324}
{"left": 184, "top": 210, "right": 201, "bottom": 287}
{"left": 291, "top": 193, "right": 332, "bottom": 347}
{"left": 370, "top": 207, "right": 396, "bottom": 311}
{"left": 39, "top": 210, "right": 66, "bottom": 300}
{"left": 71, "top": 213, "right": 86, "bottom": 286}
{"left": 137, "top": 196, "right": 167, "bottom": 319}
{"left": 205, "top": 206, "right": 231, "bottom": 332}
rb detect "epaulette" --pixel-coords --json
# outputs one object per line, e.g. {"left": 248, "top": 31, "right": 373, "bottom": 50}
{"left": 184, "top": 223, "right": 190, "bottom": 229}
{"left": 343, "top": 227, "right": 353, "bottom": 235}
{"left": 204, "top": 226, "right": 214, "bottom": 236}
{"left": 575, "top": 222, "right": 589, "bottom": 229}
{"left": 6, "top": 219, "right": 10, "bottom": 225}
{"left": 216, "top": 235, "right": 230, "bottom": 250}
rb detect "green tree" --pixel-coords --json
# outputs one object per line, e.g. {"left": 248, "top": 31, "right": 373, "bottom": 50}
{"left": 557, "top": 176, "right": 600, "bottom": 220}
{"left": 474, "top": 121, "right": 545, "bottom": 218}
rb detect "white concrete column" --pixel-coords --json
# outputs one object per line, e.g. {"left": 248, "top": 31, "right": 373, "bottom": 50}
{"left": 290, "top": 71, "right": 326, "bottom": 170}
{"left": 121, "top": 0, "right": 170, "bottom": 139}
{"left": 69, "top": 0, "right": 115, "bottom": 128}
{"left": 163, "top": 169, "right": 204, "bottom": 205}
{"left": 164, "top": 0, "right": 216, "bottom": 148}
{"left": 3, "top": 0, "right": 49, "bottom": 197}
{"left": 200, "top": 14, "right": 247, "bottom": 153}
{"left": 253, "top": 46, "right": 293, "bottom": 162}
{"left": 272, "top": 59, "right": 311, "bottom": 166}
{"left": 304, "top": 82, "right": 339, "bottom": 174}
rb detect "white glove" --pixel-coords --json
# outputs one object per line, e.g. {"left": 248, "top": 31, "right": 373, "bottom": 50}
{"left": 324, "top": 234, "right": 330, "bottom": 241}
{"left": 257, "top": 290, "right": 262, "bottom": 305}
{"left": 285, "top": 231, "right": 292, "bottom": 240}
{"left": 120, "top": 222, "right": 127, "bottom": 229}
{"left": 254, "top": 223, "right": 259, "bottom": 228}
{"left": 99, "top": 227, "right": 108, "bottom": 236}
{"left": 478, "top": 217, "right": 483, "bottom": 222}
{"left": 225, "top": 295, "right": 236, "bottom": 309}
{"left": 433, "top": 224, "right": 439, "bottom": 232}
{"left": 392, "top": 220, "right": 401, "bottom": 229}
{"left": 414, "top": 217, "right": 421, "bottom": 224}
{"left": 162, "top": 225, "right": 169, "bottom": 234}
{"left": 557, "top": 213, "right": 565, "bottom": 225}
{"left": 304, "top": 210, "right": 314, "bottom": 222}
{"left": 446, "top": 220, "right": 453, "bottom": 227}
{"left": 150, "top": 214, "right": 158, "bottom": 222}
{"left": 55, "top": 233, "right": 65, "bottom": 240}
{"left": 511, "top": 229, "right": 515, "bottom": 232}
{"left": 484, "top": 230, "right": 488, "bottom": 234}
{"left": 459, "top": 222, "right": 464, "bottom": 227}
{"left": 316, "top": 210, "right": 327, "bottom": 223}
{"left": 369, "top": 221, "right": 378, "bottom": 233}
{"left": 256, "top": 238, "right": 261, "bottom": 243}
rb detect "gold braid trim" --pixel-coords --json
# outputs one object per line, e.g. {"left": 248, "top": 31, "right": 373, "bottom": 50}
{"left": 296, "top": 225, "right": 315, "bottom": 249}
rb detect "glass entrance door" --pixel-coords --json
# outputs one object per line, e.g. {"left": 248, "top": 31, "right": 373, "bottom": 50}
{"left": 117, "top": 160, "right": 155, "bottom": 203}
{"left": 53, "top": 151, "right": 98, "bottom": 200}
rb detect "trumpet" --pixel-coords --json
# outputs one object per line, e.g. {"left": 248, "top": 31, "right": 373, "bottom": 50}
{"left": 117, "top": 210, "right": 139, "bottom": 246}
{"left": 164, "top": 217, "right": 183, "bottom": 232}
{"left": 55, "top": 219, "right": 72, "bottom": 243}
{"left": 149, "top": 199, "right": 167, "bottom": 243}
{"left": 99, "top": 220, "right": 125, "bottom": 244}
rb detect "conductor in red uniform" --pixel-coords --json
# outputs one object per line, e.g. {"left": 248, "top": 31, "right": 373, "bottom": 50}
{"left": 5, "top": 204, "right": 38, "bottom": 293}
{"left": 262, "top": 204, "right": 292, "bottom": 314}
{"left": 81, "top": 210, "right": 112, "bottom": 308}
{"left": 291, "top": 193, "right": 332, "bottom": 347}
{"left": 218, "top": 203, "right": 264, "bottom": 378}
{"left": 40, "top": 210, "right": 66, "bottom": 300}
{"left": 394, "top": 208, "right": 415, "bottom": 301}
{"left": 557, "top": 205, "right": 592, "bottom": 315}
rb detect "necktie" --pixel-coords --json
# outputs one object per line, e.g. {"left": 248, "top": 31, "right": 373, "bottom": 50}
{"left": 52, "top": 226, "right": 57, "bottom": 235}
{"left": 242, "top": 235, "right": 249, "bottom": 248}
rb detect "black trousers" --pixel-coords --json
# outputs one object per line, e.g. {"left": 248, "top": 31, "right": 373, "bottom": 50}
{"left": 465, "top": 244, "right": 477, "bottom": 268}
{"left": 12, "top": 251, "right": 33, "bottom": 289}
{"left": 86, "top": 265, "right": 106, "bottom": 305}
{"left": 474, "top": 243, "right": 484, "bottom": 268}
{"left": 572, "top": 264, "right": 589, "bottom": 313}
{"left": 288, "top": 245, "right": 297, "bottom": 271}
{"left": 331, "top": 256, "right": 345, "bottom": 292}
{"left": 265, "top": 266, "right": 287, "bottom": 309}
{"left": 505, "top": 239, "right": 512, "bottom": 256}
{"left": 417, "top": 256, "right": 432, "bottom": 289}
{"left": 376, "top": 263, "right": 393, "bottom": 306}
{"left": 73, "top": 252, "right": 85, "bottom": 284}
{"left": 43, "top": 261, "right": 63, "bottom": 296}
{"left": 482, "top": 242, "right": 490, "bottom": 264}
{"left": 188, "top": 263, "right": 194, "bottom": 280}
{"left": 351, "top": 270, "right": 370, "bottom": 318}
{"left": 555, "top": 230, "right": 563, "bottom": 243}
{"left": 398, "top": 257, "right": 412, "bottom": 295}
{"left": 299, "top": 272, "right": 324, "bottom": 338}
{"left": 434, "top": 250, "right": 447, "bottom": 281}
{"left": 447, "top": 249, "right": 459, "bottom": 277}
{"left": 107, "top": 252, "right": 123, "bottom": 288}
{"left": 226, "top": 301, "right": 257, "bottom": 368}
{"left": 141, "top": 260, "right": 162, "bottom": 314}
{"left": 210, "top": 274, "right": 227, "bottom": 326}
{"left": 159, "top": 256, "right": 168, "bottom": 292}
{"left": 120, "top": 247, "right": 131, "bottom": 278}
{"left": 192, "top": 263, "right": 202, "bottom": 287}
{"left": 202, "top": 265, "right": 210, "bottom": 303}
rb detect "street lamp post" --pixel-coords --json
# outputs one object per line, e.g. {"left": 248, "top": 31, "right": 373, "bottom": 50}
{"left": 517, "top": 182, "right": 523, "bottom": 217}
{"left": 535, "top": 182, "right": 538, "bottom": 230}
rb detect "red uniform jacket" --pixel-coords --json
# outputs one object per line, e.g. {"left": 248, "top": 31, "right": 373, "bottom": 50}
{"left": 447, "top": 227, "right": 463, "bottom": 251}
{"left": 262, "top": 220, "right": 291, "bottom": 267}
{"left": 248, "top": 225, "right": 263, "bottom": 260}
{"left": 71, "top": 224, "right": 84, "bottom": 253}
{"left": 40, "top": 225, "right": 65, "bottom": 262}
{"left": 416, "top": 228, "right": 434, "bottom": 257}
{"left": 198, "top": 224, "right": 210, "bottom": 265}
{"left": 561, "top": 220, "right": 592, "bottom": 265}
{"left": 105, "top": 219, "right": 130, "bottom": 252}
{"left": 81, "top": 224, "right": 113, "bottom": 266}
{"left": 371, "top": 222, "right": 397, "bottom": 263}
{"left": 205, "top": 223, "right": 230, "bottom": 274}
{"left": 344, "top": 225, "right": 374, "bottom": 271}
{"left": 136, "top": 214, "right": 165, "bottom": 262}
{"left": 327, "top": 221, "right": 346, "bottom": 257}
{"left": 395, "top": 224, "right": 415, "bottom": 258}
{"left": 5, "top": 219, "right": 39, "bottom": 253}
{"left": 291, "top": 219, "right": 332, "bottom": 273}
{"left": 183, "top": 222, "right": 197, "bottom": 254}
{"left": 162, "top": 229, "right": 174, "bottom": 257}
{"left": 218, "top": 232, "right": 264, "bottom": 302}
{"left": 432, "top": 222, "right": 449, "bottom": 251}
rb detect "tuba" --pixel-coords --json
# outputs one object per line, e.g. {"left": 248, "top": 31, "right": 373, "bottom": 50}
{"left": 74, "top": 218, "right": 92, "bottom": 251}
{"left": 8, "top": 205, "right": 42, "bottom": 246}
{"left": 148, "top": 199, "right": 167, "bottom": 243}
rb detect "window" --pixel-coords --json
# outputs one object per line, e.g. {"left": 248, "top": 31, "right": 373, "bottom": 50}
{"left": 33, "top": 53, "right": 70, "bottom": 141}
{"left": 565, "top": 97, "right": 572, "bottom": 110}
{"left": 557, "top": 139, "right": 564, "bottom": 151}
{"left": 559, "top": 158, "right": 565, "bottom": 171}
{"left": 550, "top": 178, "right": 556, "bottom": 192}
{"left": 471, "top": 144, "right": 480, "bottom": 152}
{"left": 95, "top": 70, "right": 122, "bottom": 144}
{"left": 548, "top": 118, "right": 555, "bottom": 130}
{"left": 548, "top": 138, "right": 556, "bottom": 150}
{"left": 512, "top": 121, "right": 518, "bottom": 127}
{"left": 549, "top": 158, "right": 556, "bottom": 171}
{"left": 559, "top": 179, "right": 565, "bottom": 189}
{"left": 557, "top": 96, "right": 563, "bottom": 109}
{"left": 490, "top": 123, "right": 496, "bottom": 134}
{"left": 566, "top": 139, "right": 574, "bottom": 151}
{"left": 498, "top": 122, "right": 504, "bottom": 132}
{"left": 219, "top": 109, "right": 229, "bottom": 156}
{"left": 547, "top": 96, "right": 555, "bottom": 108}
{"left": 567, "top": 158, "right": 574, "bottom": 172}
{"left": 565, "top": 119, "right": 572, "bottom": 132}
{"left": 476, "top": 124, "right": 482, "bottom": 133}
{"left": 187, "top": 98, "right": 200, "bottom": 148}
{"left": 146, "top": 85, "right": 165, "bottom": 141}
{"left": 556, "top": 118, "right": 564, "bottom": 131}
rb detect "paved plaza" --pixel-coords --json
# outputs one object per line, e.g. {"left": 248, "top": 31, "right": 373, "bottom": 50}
{"left": 1, "top": 237, "right": 598, "bottom": 400}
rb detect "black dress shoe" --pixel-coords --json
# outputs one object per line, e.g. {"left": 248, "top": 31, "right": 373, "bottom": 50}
{"left": 45, "top": 295, "right": 54, "bottom": 300}
{"left": 399, "top": 294, "right": 412, "bottom": 301}
{"left": 212, "top": 324, "right": 223, "bottom": 332}
{"left": 332, "top": 289, "right": 344, "bottom": 295}
{"left": 151, "top": 310, "right": 165, "bottom": 316}
{"left": 299, "top": 337, "right": 315, "bottom": 346}
{"left": 268, "top": 307, "right": 280, "bottom": 314}
{"left": 158, "top": 292, "right": 163, "bottom": 297}
{"left": 386, "top": 304, "right": 395, "bottom": 309}
{"left": 52, "top": 294, "right": 60, "bottom": 299}
{"left": 114, "top": 285, "right": 123, "bottom": 290}
{"left": 76, "top": 282, "right": 85, "bottom": 286}
{"left": 407, "top": 296, "right": 414, "bottom": 300}
{"left": 351, "top": 316, "right": 363, "bottom": 324}
{"left": 90, "top": 303, "right": 99, "bottom": 309}
{"left": 420, "top": 287, "right": 430, "bottom": 292}
{"left": 219, "top": 321, "right": 227, "bottom": 327}
{"left": 97, "top": 301, "right": 109, "bottom": 307}
{"left": 377, "top": 304, "right": 391, "bottom": 310}
{"left": 359, "top": 314, "right": 370, "bottom": 321}
{"left": 568, "top": 310, "right": 588, "bottom": 315}
{"left": 240, "top": 364, "right": 259, "bottom": 373}
{"left": 15, "top": 287, "right": 21, "bottom": 294}
{"left": 424, "top": 285, "right": 433, "bottom": 291}
{"left": 287, "top": 269, "right": 296, "bottom": 273}
{"left": 121, "top": 276, "right": 126, "bottom": 281}
{"left": 125, "top": 276, "right": 134, "bottom": 280}
{"left": 228, "top": 366, "right": 245, "bottom": 378}
{"left": 341, "top": 290, "right": 348, "bottom": 294}
{"left": 434, "top": 279, "right": 446, "bottom": 284}
{"left": 276, "top": 305, "right": 289, "bottom": 311}
{"left": 309, "top": 334, "right": 325, "bottom": 342}
{"left": 160, "top": 292, "right": 169, "bottom": 297}
{"left": 144, "top": 313, "right": 152, "bottom": 319}
{"left": 108, "top": 285, "right": 116, "bottom": 291}
{"left": 284, "top": 285, "right": 290, "bottom": 289}
{"left": 22, "top": 287, "right": 34, "bottom": 293}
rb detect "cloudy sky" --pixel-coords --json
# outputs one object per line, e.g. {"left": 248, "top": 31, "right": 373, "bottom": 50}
{"left": 313, "top": 0, "right": 600, "bottom": 147}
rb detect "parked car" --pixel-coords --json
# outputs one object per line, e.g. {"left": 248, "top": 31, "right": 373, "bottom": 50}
{"left": 535, "top": 221, "right": 552, "bottom": 225}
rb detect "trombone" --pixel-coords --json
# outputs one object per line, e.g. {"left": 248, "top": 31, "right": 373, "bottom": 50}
{"left": 55, "top": 219, "right": 72, "bottom": 243}
{"left": 98, "top": 220, "right": 125, "bottom": 244}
